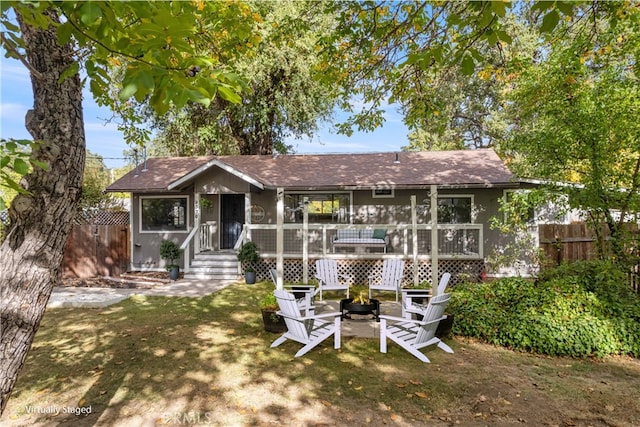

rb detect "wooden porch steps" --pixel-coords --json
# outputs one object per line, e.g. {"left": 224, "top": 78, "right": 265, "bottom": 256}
{"left": 184, "top": 252, "right": 240, "bottom": 281}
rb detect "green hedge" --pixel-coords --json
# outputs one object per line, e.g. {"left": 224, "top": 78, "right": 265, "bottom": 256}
{"left": 448, "top": 260, "right": 640, "bottom": 358}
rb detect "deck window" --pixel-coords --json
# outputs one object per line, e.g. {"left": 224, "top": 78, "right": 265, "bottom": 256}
{"left": 286, "top": 193, "right": 350, "bottom": 223}
{"left": 140, "top": 196, "right": 188, "bottom": 232}
{"left": 437, "top": 196, "right": 472, "bottom": 224}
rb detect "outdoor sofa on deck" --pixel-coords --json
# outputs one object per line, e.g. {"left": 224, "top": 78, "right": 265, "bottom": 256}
{"left": 332, "top": 229, "right": 387, "bottom": 253}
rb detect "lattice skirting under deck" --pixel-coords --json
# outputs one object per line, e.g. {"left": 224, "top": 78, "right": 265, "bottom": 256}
{"left": 255, "top": 258, "right": 484, "bottom": 287}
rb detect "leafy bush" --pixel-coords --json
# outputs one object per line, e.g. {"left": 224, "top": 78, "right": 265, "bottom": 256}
{"left": 159, "top": 239, "right": 182, "bottom": 268}
{"left": 448, "top": 260, "right": 640, "bottom": 358}
{"left": 237, "top": 241, "right": 259, "bottom": 273}
{"left": 259, "top": 292, "right": 278, "bottom": 310}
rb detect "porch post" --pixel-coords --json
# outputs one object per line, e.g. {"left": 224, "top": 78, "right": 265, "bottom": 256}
{"left": 302, "top": 196, "right": 309, "bottom": 285}
{"left": 411, "top": 195, "right": 419, "bottom": 285}
{"left": 245, "top": 192, "right": 252, "bottom": 241}
{"left": 194, "top": 193, "right": 201, "bottom": 255}
{"left": 430, "top": 184, "right": 439, "bottom": 292}
{"left": 276, "top": 187, "right": 284, "bottom": 290}
{"left": 129, "top": 194, "right": 135, "bottom": 272}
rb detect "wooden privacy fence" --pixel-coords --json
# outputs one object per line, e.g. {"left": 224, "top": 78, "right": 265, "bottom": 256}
{"left": 62, "top": 211, "right": 130, "bottom": 278}
{"left": 538, "top": 223, "right": 600, "bottom": 268}
{"left": 539, "top": 222, "right": 640, "bottom": 294}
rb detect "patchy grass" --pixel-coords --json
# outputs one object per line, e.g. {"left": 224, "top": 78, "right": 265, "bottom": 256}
{"left": 3, "top": 281, "right": 640, "bottom": 426}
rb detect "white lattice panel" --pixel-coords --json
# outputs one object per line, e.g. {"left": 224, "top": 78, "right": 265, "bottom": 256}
{"left": 256, "top": 258, "right": 484, "bottom": 286}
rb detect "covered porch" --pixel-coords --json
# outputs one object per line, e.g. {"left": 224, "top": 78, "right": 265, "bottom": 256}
{"left": 182, "top": 187, "right": 485, "bottom": 287}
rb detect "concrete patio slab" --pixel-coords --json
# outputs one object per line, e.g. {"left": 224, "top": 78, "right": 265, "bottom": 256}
{"left": 317, "top": 300, "right": 402, "bottom": 338}
{"left": 48, "top": 278, "right": 236, "bottom": 309}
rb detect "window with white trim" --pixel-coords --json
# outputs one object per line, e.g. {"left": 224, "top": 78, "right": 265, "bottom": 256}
{"left": 140, "top": 196, "right": 189, "bottom": 232}
{"left": 437, "top": 196, "right": 473, "bottom": 223}
{"left": 285, "top": 193, "right": 350, "bottom": 223}
{"left": 372, "top": 188, "right": 394, "bottom": 198}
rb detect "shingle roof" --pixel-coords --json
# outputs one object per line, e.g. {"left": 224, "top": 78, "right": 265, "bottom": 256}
{"left": 106, "top": 149, "right": 516, "bottom": 192}
{"left": 107, "top": 156, "right": 214, "bottom": 192}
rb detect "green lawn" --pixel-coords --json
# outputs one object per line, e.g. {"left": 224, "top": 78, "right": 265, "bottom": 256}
{"left": 3, "top": 281, "right": 640, "bottom": 426}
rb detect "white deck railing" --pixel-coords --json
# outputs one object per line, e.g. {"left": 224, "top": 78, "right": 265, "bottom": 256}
{"left": 234, "top": 223, "right": 482, "bottom": 260}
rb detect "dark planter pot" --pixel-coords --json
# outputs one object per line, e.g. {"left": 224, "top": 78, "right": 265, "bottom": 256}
{"left": 261, "top": 309, "right": 287, "bottom": 333}
{"left": 169, "top": 266, "right": 180, "bottom": 281}
{"left": 435, "top": 314, "right": 454, "bottom": 338}
{"left": 245, "top": 271, "right": 257, "bottom": 284}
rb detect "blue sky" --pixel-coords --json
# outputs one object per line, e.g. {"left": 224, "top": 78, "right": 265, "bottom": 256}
{"left": 1, "top": 56, "right": 410, "bottom": 170}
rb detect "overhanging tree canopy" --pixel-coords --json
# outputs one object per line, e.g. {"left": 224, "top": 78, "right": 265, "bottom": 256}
{"left": 1, "top": 0, "right": 637, "bottom": 416}
{"left": 0, "top": 0, "right": 259, "bottom": 413}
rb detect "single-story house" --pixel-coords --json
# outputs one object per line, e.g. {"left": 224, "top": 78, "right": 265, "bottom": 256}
{"left": 106, "top": 149, "right": 565, "bottom": 285}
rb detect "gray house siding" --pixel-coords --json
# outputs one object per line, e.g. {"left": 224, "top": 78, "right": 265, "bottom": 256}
{"left": 107, "top": 151, "right": 530, "bottom": 275}
{"left": 130, "top": 191, "right": 192, "bottom": 270}
{"left": 127, "top": 182, "right": 514, "bottom": 273}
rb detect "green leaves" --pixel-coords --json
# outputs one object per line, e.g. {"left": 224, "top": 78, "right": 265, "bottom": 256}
{"left": 540, "top": 9, "right": 560, "bottom": 33}
{"left": 460, "top": 54, "right": 475, "bottom": 76}
{"left": 12, "top": 158, "right": 28, "bottom": 175}
{"left": 217, "top": 85, "right": 242, "bottom": 104}
{"left": 118, "top": 81, "right": 138, "bottom": 101}
{"left": 35, "top": 0, "right": 259, "bottom": 124}
{"left": 78, "top": 1, "right": 102, "bottom": 26}
{"left": 58, "top": 62, "right": 79, "bottom": 83}
{"left": 1, "top": 139, "right": 48, "bottom": 210}
{"left": 449, "top": 261, "right": 640, "bottom": 357}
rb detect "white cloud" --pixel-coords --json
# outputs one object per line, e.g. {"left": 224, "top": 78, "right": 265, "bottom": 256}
{"left": 0, "top": 102, "right": 28, "bottom": 121}
{"left": 0, "top": 60, "right": 32, "bottom": 85}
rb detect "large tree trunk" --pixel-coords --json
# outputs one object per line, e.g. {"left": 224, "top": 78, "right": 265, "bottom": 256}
{"left": 0, "top": 9, "right": 85, "bottom": 414}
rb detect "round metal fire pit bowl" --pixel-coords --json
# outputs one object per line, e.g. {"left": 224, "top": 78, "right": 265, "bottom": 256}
{"left": 340, "top": 298, "right": 380, "bottom": 321}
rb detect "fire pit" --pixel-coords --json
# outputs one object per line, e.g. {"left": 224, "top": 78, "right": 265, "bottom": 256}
{"left": 340, "top": 298, "right": 380, "bottom": 322}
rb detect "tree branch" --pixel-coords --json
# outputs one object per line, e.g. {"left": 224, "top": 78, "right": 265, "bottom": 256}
{"left": 0, "top": 32, "right": 44, "bottom": 80}
{"left": 61, "top": 13, "right": 188, "bottom": 72}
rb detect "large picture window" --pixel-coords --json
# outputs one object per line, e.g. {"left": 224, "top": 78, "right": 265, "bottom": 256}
{"left": 285, "top": 193, "right": 350, "bottom": 223}
{"left": 437, "top": 196, "right": 472, "bottom": 224}
{"left": 140, "top": 196, "right": 188, "bottom": 232}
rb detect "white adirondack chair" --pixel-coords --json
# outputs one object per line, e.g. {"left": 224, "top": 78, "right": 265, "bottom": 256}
{"left": 368, "top": 259, "right": 405, "bottom": 302}
{"left": 401, "top": 272, "right": 451, "bottom": 319}
{"left": 270, "top": 289, "right": 342, "bottom": 357}
{"left": 270, "top": 269, "right": 315, "bottom": 315}
{"left": 380, "top": 293, "right": 454, "bottom": 363}
{"left": 314, "top": 259, "right": 350, "bottom": 301}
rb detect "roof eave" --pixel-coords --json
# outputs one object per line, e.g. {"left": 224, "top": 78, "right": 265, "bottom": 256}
{"left": 260, "top": 181, "right": 520, "bottom": 191}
